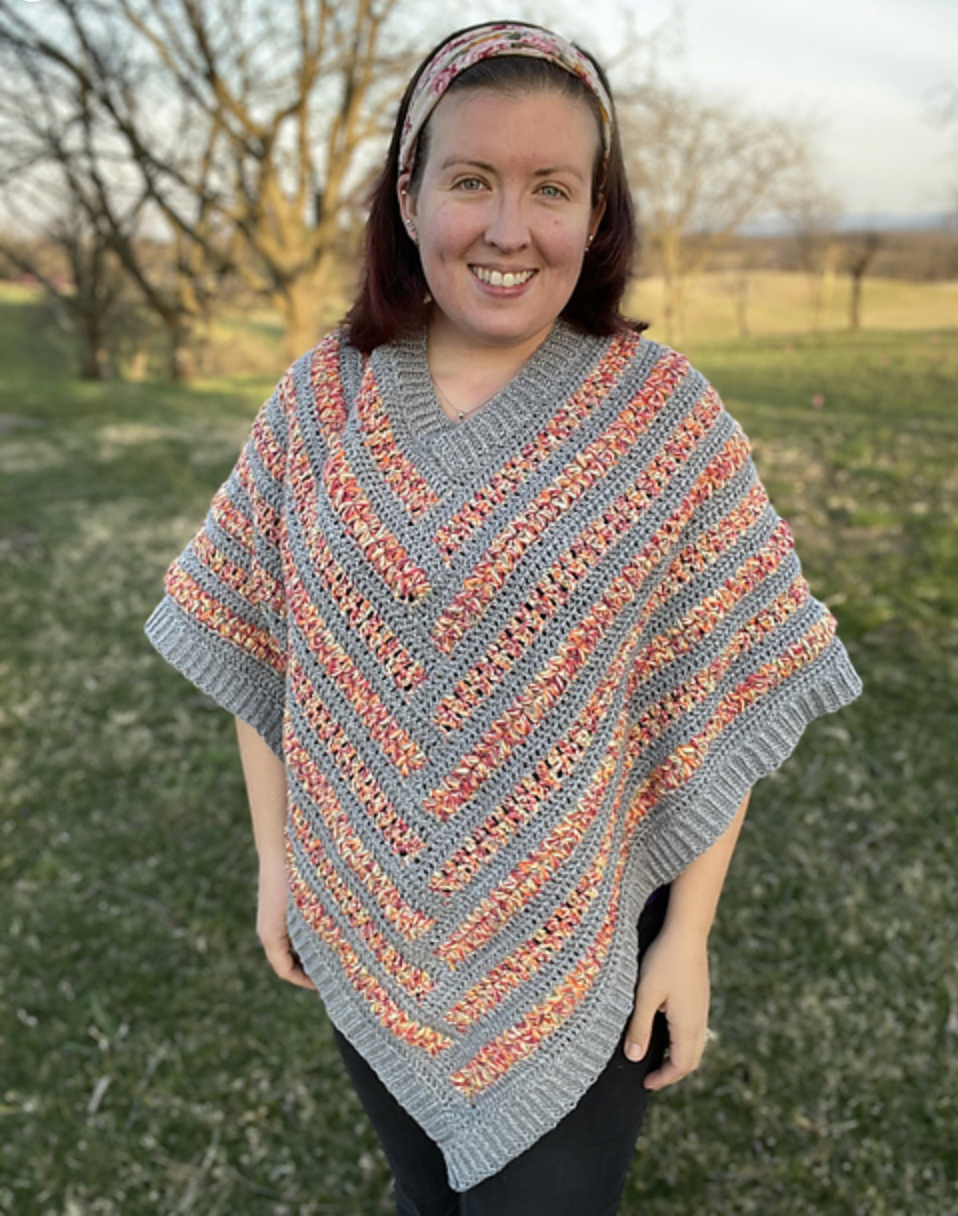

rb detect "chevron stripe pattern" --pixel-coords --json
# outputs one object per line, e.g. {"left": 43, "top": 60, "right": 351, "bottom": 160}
{"left": 146, "top": 320, "right": 861, "bottom": 1189}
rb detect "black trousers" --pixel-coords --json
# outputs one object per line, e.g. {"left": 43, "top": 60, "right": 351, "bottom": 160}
{"left": 333, "top": 888, "right": 670, "bottom": 1216}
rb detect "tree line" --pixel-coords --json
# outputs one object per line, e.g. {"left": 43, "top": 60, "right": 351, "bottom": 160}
{"left": 1, "top": 0, "right": 842, "bottom": 380}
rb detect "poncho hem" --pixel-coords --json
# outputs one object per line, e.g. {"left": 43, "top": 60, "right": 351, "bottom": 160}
{"left": 290, "top": 640, "right": 861, "bottom": 1192}
{"left": 145, "top": 596, "right": 285, "bottom": 756}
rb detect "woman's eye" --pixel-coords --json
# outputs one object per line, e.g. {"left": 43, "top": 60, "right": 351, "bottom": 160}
{"left": 454, "top": 177, "right": 485, "bottom": 191}
{"left": 537, "top": 184, "right": 568, "bottom": 200}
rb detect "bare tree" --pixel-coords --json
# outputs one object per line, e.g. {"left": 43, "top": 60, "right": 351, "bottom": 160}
{"left": 843, "top": 231, "right": 882, "bottom": 331}
{"left": 0, "top": 25, "right": 144, "bottom": 378}
{"left": 0, "top": 0, "right": 231, "bottom": 379}
{"left": 0, "top": 208, "right": 125, "bottom": 380}
{"left": 779, "top": 178, "right": 842, "bottom": 330}
{"left": 0, "top": 0, "right": 431, "bottom": 367}
{"left": 929, "top": 82, "right": 958, "bottom": 217}
{"left": 721, "top": 270, "right": 752, "bottom": 340}
{"left": 619, "top": 81, "right": 818, "bottom": 342}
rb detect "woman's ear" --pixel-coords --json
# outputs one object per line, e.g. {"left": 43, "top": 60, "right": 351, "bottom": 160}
{"left": 589, "top": 194, "right": 607, "bottom": 244}
{"left": 397, "top": 173, "right": 417, "bottom": 223}
{"left": 397, "top": 173, "right": 419, "bottom": 243}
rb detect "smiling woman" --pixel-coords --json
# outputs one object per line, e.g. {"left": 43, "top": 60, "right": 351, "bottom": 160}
{"left": 144, "top": 20, "right": 861, "bottom": 1216}
{"left": 397, "top": 88, "right": 604, "bottom": 403}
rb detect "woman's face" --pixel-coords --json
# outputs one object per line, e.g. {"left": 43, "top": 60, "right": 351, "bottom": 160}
{"left": 399, "top": 87, "right": 604, "bottom": 356}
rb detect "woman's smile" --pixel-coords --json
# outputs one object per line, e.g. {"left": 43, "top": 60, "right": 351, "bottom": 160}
{"left": 470, "top": 265, "right": 538, "bottom": 289}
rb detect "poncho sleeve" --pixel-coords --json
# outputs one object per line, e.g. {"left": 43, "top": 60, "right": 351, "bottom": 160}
{"left": 144, "top": 364, "right": 295, "bottom": 756}
{"left": 628, "top": 381, "right": 863, "bottom": 888}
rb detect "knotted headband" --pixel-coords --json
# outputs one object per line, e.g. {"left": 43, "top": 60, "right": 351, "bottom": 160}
{"left": 398, "top": 23, "right": 614, "bottom": 176}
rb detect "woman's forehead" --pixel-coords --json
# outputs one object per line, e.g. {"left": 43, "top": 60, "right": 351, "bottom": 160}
{"left": 425, "top": 87, "right": 601, "bottom": 165}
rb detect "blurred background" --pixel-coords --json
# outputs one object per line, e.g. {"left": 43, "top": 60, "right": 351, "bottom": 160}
{"left": 1, "top": 1, "right": 956, "bottom": 1213}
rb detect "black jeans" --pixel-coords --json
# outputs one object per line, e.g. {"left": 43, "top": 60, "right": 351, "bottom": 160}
{"left": 333, "top": 888, "right": 670, "bottom": 1216}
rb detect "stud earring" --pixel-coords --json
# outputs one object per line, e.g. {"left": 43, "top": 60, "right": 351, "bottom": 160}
{"left": 400, "top": 188, "right": 417, "bottom": 240}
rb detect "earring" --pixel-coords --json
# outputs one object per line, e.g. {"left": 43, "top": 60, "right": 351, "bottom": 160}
{"left": 400, "top": 188, "right": 417, "bottom": 240}
{"left": 402, "top": 194, "right": 417, "bottom": 239}
{"left": 586, "top": 234, "right": 594, "bottom": 251}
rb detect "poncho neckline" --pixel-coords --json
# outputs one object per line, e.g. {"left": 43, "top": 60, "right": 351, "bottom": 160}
{"left": 379, "top": 321, "right": 614, "bottom": 484}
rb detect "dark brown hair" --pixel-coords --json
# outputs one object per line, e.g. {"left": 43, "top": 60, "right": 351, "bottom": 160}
{"left": 346, "top": 24, "right": 643, "bottom": 352}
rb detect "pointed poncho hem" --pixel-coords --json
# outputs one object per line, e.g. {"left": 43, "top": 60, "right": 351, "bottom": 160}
{"left": 290, "top": 640, "right": 860, "bottom": 1191}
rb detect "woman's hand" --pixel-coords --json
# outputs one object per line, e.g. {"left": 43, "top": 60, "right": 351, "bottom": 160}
{"left": 256, "top": 851, "right": 316, "bottom": 991}
{"left": 625, "top": 792, "right": 750, "bottom": 1089}
{"left": 235, "top": 718, "right": 315, "bottom": 991}
{"left": 624, "top": 924, "right": 710, "bottom": 1091}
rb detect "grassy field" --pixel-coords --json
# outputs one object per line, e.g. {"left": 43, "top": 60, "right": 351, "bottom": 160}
{"left": 1, "top": 282, "right": 957, "bottom": 1215}
{"left": 629, "top": 270, "right": 958, "bottom": 344}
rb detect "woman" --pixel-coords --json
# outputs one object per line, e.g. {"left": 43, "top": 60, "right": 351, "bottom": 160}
{"left": 146, "top": 22, "right": 862, "bottom": 1215}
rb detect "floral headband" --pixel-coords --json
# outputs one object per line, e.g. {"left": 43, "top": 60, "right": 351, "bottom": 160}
{"left": 398, "top": 23, "right": 614, "bottom": 176}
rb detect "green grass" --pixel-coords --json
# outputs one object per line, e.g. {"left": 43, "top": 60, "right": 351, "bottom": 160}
{"left": 2, "top": 286, "right": 957, "bottom": 1214}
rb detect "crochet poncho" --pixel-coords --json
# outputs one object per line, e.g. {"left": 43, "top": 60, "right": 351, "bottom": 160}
{"left": 146, "top": 321, "right": 861, "bottom": 1190}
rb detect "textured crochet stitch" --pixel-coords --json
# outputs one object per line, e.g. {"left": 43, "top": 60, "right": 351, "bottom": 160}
{"left": 146, "top": 321, "right": 862, "bottom": 1190}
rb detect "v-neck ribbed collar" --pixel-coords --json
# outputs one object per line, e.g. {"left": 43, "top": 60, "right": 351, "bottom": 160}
{"left": 371, "top": 321, "right": 611, "bottom": 484}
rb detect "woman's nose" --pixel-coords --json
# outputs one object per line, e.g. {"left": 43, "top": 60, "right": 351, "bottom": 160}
{"left": 483, "top": 195, "right": 530, "bottom": 250}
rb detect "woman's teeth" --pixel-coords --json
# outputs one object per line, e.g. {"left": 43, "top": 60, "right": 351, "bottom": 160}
{"left": 472, "top": 267, "right": 535, "bottom": 288}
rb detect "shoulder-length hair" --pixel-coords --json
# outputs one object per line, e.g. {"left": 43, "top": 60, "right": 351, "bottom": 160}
{"left": 346, "top": 26, "right": 644, "bottom": 352}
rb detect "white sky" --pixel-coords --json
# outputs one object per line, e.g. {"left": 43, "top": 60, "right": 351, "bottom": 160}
{"left": 495, "top": 0, "right": 958, "bottom": 221}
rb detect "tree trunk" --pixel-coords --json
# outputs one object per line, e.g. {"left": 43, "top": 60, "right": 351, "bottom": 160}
{"left": 733, "top": 272, "right": 750, "bottom": 339}
{"left": 811, "top": 244, "right": 839, "bottom": 332}
{"left": 658, "top": 232, "right": 685, "bottom": 346}
{"left": 845, "top": 234, "right": 880, "bottom": 331}
{"left": 275, "top": 260, "right": 336, "bottom": 363}
{"left": 75, "top": 313, "right": 108, "bottom": 379}
{"left": 661, "top": 272, "right": 685, "bottom": 346}
{"left": 165, "top": 314, "right": 195, "bottom": 382}
{"left": 848, "top": 270, "right": 864, "bottom": 331}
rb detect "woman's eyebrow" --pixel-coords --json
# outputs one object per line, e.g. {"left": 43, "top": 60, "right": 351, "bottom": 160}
{"left": 438, "top": 157, "right": 497, "bottom": 173}
{"left": 439, "top": 156, "right": 586, "bottom": 180}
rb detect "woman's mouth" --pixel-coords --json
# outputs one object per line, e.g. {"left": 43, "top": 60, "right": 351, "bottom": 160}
{"left": 471, "top": 266, "right": 537, "bottom": 288}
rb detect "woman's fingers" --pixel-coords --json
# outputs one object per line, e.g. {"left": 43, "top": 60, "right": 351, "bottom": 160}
{"left": 624, "top": 989, "right": 659, "bottom": 1062}
{"left": 257, "top": 859, "right": 317, "bottom": 990}
{"left": 642, "top": 1020, "right": 705, "bottom": 1090}
{"left": 261, "top": 931, "right": 317, "bottom": 990}
{"left": 627, "top": 926, "right": 711, "bottom": 1089}
{"left": 273, "top": 952, "right": 317, "bottom": 991}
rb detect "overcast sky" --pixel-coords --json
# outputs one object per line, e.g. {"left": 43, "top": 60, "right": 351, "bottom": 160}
{"left": 536, "top": 0, "right": 958, "bottom": 221}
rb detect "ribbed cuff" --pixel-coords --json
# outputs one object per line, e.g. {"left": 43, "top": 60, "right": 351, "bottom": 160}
{"left": 144, "top": 596, "right": 285, "bottom": 755}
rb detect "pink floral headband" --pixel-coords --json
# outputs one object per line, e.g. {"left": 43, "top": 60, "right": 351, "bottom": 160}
{"left": 398, "top": 23, "right": 613, "bottom": 176}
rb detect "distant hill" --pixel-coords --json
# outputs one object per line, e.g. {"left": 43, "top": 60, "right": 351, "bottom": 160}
{"left": 694, "top": 223, "right": 958, "bottom": 282}
{"left": 743, "top": 212, "right": 954, "bottom": 236}
{"left": 835, "top": 213, "right": 954, "bottom": 234}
